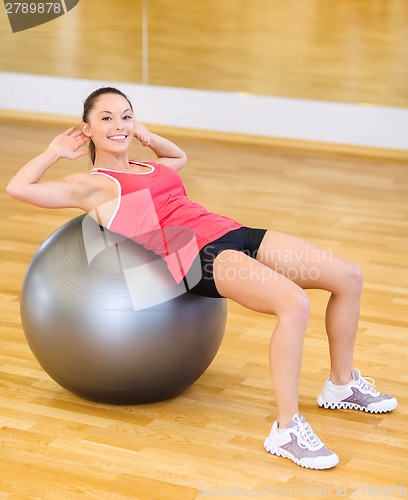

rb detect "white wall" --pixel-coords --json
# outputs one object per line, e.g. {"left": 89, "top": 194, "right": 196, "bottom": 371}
{"left": 1, "top": 72, "right": 407, "bottom": 151}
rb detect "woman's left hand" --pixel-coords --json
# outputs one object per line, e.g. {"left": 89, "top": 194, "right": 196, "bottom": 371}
{"left": 134, "top": 121, "right": 151, "bottom": 147}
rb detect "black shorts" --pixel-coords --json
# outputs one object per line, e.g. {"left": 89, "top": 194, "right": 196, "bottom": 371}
{"left": 188, "top": 227, "right": 267, "bottom": 298}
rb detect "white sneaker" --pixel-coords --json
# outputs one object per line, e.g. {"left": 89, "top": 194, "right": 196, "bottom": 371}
{"left": 264, "top": 414, "right": 339, "bottom": 470}
{"left": 317, "top": 369, "right": 398, "bottom": 413}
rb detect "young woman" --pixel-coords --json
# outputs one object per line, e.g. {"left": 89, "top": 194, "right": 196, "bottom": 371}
{"left": 7, "top": 87, "right": 397, "bottom": 470}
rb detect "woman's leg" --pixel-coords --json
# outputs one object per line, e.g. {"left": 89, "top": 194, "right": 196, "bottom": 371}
{"left": 256, "top": 231, "right": 363, "bottom": 385}
{"left": 213, "top": 250, "right": 311, "bottom": 428}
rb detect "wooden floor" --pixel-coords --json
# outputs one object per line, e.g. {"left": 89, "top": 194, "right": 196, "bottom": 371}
{"left": 0, "top": 0, "right": 407, "bottom": 106}
{"left": 0, "top": 121, "right": 407, "bottom": 498}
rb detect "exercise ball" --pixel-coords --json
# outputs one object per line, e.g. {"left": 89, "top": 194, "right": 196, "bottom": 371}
{"left": 20, "top": 215, "right": 227, "bottom": 404}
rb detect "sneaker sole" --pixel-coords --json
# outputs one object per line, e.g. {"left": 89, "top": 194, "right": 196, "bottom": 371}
{"left": 264, "top": 438, "right": 339, "bottom": 470}
{"left": 317, "top": 399, "right": 398, "bottom": 413}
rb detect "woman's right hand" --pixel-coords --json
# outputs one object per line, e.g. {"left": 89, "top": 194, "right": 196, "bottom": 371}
{"left": 47, "top": 126, "right": 90, "bottom": 160}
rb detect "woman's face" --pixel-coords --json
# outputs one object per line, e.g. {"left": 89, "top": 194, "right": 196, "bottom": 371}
{"left": 82, "top": 93, "right": 136, "bottom": 155}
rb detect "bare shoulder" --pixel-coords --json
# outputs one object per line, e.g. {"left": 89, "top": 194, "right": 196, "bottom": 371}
{"left": 63, "top": 172, "right": 114, "bottom": 190}
{"left": 63, "top": 172, "right": 99, "bottom": 185}
{"left": 63, "top": 172, "right": 118, "bottom": 212}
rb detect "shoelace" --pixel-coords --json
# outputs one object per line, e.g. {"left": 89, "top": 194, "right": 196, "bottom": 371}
{"left": 354, "top": 369, "right": 379, "bottom": 394}
{"left": 293, "top": 415, "right": 323, "bottom": 451}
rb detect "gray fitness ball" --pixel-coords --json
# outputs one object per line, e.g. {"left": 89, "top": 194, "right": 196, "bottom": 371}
{"left": 20, "top": 215, "right": 227, "bottom": 404}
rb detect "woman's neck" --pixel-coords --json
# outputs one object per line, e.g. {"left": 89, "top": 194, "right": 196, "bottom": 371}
{"left": 93, "top": 151, "right": 130, "bottom": 171}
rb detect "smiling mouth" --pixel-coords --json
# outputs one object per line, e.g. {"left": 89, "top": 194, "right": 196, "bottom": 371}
{"left": 108, "top": 135, "right": 128, "bottom": 141}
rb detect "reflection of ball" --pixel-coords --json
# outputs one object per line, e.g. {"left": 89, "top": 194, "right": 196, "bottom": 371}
{"left": 20, "top": 215, "right": 227, "bottom": 404}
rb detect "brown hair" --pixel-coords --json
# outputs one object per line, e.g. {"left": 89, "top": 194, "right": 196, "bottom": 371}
{"left": 82, "top": 87, "right": 134, "bottom": 164}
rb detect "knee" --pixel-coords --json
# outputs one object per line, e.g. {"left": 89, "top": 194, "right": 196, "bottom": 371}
{"left": 276, "top": 289, "right": 311, "bottom": 330}
{"left": 293, "top": 290, "right": 311, "bottom": 324}
{"left": 342, "top": 262, "right": 364, "bottom": 297}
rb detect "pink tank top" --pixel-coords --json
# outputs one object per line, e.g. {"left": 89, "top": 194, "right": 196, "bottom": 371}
{"left": 91, "top": 161, "right": 242, "bottom": 283}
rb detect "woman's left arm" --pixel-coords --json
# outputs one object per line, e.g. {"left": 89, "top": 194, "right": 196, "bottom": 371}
{"left": 134, "top": 122, "right": 187, "bottom": 171}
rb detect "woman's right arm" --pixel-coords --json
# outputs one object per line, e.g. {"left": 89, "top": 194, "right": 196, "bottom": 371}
{"left": 6, "top": 127, "right": 91, "bottom": 209}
